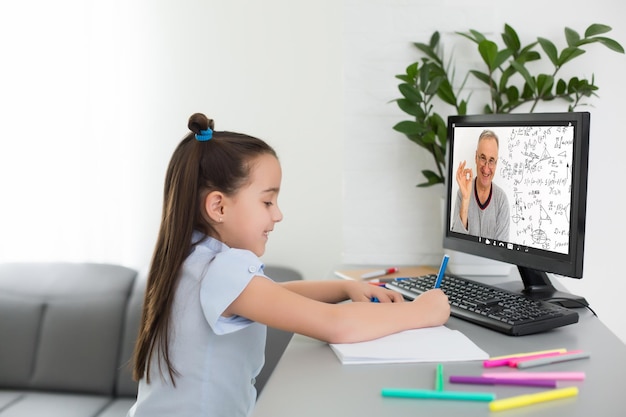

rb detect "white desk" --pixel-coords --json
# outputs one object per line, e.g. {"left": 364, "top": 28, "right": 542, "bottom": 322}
{"left": 251, "top": 270, "right": 626, "bottom": 417}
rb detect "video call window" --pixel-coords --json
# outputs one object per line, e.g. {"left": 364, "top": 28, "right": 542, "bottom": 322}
{"left": 449, "top": 124, "right": 575, "bottom": 256}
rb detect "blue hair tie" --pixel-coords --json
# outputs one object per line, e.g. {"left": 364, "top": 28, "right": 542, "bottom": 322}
{"left": 195, "top": 128, "right": 213, "bottom": 141}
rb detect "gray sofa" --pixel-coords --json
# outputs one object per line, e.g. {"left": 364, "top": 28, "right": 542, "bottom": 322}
{"left": 0, "top": 262, "right": 299, "bottom": 416}
{"left": 0, "top": 262, "right": 143, "bottom": 417}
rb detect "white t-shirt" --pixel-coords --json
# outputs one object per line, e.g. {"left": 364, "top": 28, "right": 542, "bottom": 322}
{"left": 128, "top": 233, "right": 268, "bottom": 417}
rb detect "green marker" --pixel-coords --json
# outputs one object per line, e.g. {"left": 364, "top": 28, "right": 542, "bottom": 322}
{"left": 435, "top": 364, "right": 444, "bottom": 391}
{"left": 381, "top": 388, "right": 495, "bottom": 402}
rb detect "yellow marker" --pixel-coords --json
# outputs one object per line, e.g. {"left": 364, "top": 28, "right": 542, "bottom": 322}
{"left": 489, "top": 387, "right": 579, "bottom": 412}
{"left": 488, "top": 348, "right": 566, "bottom": 360}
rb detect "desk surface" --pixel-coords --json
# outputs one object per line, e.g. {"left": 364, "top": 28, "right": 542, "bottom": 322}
{"left": 252, "top": 269, "right": 626, "bottom": 417}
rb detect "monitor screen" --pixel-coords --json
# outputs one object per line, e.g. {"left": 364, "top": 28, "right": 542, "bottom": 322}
{"left": 443, "top": 112, "right": 590, "bottom": 307}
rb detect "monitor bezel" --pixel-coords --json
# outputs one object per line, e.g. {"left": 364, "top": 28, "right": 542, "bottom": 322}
{"left": 443, "top": 112, "right": 590, "bottom": 279}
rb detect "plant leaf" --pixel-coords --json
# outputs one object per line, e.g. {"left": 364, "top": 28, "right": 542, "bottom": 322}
{"left": 396, "top": 99, "right": 421, "bottom": 117}
{"left": 413, "top": 41, "right": 441, "bottom": 63}
{"left": 425, "top": 76, "right": 444, "bottom": 95}
{"left": 565, "top": 27, "right": 580, "bottom": 47}
{"left": 398, "top": 83, "right": 423, "bottom": 103}
{"left": 502, "top": 24, "right": 521, "bottom": 51}
{"left": 493, "top": 49, "right": 514, "bottom": 69}
{"left": 436, "top": 80, "right": 457, "bottom": 106}
{"left": 537, "top": 37, "right": 558, "bottom": 66}
{"left": 418, "top": 170, "right": 444, "bottom": 187}
{"left": 422, "top": 130, "right": 436, "bottom": 145}
{"left": 516, "top": 48, "right": 541, "bottom": 64}
{"left": 585, "top": 23, "right": 612, "bottom": 37}
{"left": 405, "top": 62, "right": 419, "bottom": 79}
{"left": 510, "top": 60, "right": 536, "bottom": 91}
{"left": 505, "top": 86, "right": 519, "bottom": 103}
{"left": 593, "top": 37, "right": 625, "bottom": 53}
{"left": 393, "top": 120, "right": 420, "bottom": 136}
{"left": 558, "top": 47, "right": 586, "bottom": 66}
{"left": 430, "top": 31, "right": 441, "bottom": 49}
{"left": 458, "top": 100, "right": 467, "bottom": 115}
{"left": 536, "top": 74, "right": 554, "bottom": 97}
{"left": 469, "top": 70, "right": 492, "bottom": 86}
{"left": 478, "top": 40, "right": 498, "bottom": 71}
{"left": 395, "top": 74, "right": 412, "bottom": 83}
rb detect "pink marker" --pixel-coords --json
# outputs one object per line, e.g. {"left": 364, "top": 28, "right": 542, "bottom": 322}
{"left": 483, "top": 372, "right": 586, "bottom": 381}
{"left": 484, "top": 350, "right": 566, "bottom": 368}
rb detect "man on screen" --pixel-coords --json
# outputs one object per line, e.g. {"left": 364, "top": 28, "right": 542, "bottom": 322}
{"left": 451, "top": 129, "right": 510, "bottom": 241}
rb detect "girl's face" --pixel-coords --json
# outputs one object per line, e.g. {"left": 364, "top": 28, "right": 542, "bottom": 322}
{"left": 220, "top": 153, "right": 283, "bottom": 256}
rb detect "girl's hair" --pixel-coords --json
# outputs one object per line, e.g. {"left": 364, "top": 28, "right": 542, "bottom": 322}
{"left": 131, "top": 112, "right": 277, "bottom": 384}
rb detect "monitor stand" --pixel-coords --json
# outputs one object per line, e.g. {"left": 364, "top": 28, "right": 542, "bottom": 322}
{"left": 518, "top": 266, "right": 589, "bottom": 308}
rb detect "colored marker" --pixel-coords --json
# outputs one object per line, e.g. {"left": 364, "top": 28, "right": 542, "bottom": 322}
{"left": 370, "top": 297, "right": 380, "bottom": 303}
{"left": 484, "top": 353, "right": 561, "bottom": 368}
{"left": 487, "top": 348, "right": 567, "bottom": 361}
{"left": 381, "top": 388, "right": 495, "bottom": 402}
{"left": 484, "top": 349, "right": 568, "bottom": 367}
{"left": 369, "top": 277, "right": 410, "bottom": 283}
{"left": 483, "top": 372, "right": 585, "bottom": 381}
{"left": 361, "top": 267, "right": 399, "bottom": 280}
{"left": 435, "top": 364, "right": 444, "bottom": 391}
{"left": 434, "top": 254, "right": 449, "bottom": 288}
{"left": 508, "top": 350, "right": 582, "bottom": 367}
{"left": 489, "top": 387, "right": 579, "bottom": 412}
{"left": 449, "top": 375, "right": 557, "bottom": 388}
{"left": 516, "top": 351, "right": 590, "bottom": 369}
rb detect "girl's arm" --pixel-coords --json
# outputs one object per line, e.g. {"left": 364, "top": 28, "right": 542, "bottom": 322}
{"left": 279, "top": 279, "right": 405, "bottom": 303}
{"left": 224, "top": 276, "right": 450, "bottom": 344}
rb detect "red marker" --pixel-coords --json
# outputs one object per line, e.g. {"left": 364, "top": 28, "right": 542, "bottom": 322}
{"left": 361, "top": 267, "right": 399, "bottom": 280}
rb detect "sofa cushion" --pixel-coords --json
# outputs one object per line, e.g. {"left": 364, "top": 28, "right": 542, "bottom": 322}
{"left": 96, "top": 399, "right": 137, "bottom": 417}
{"left": 0, "top": 263, "right": 137, "bottom": 396}
{"left": 0, "top": 392, "right": 112, "bottom": 417}
{"left": 0, "top": 391, "right": 23, "bottom": 411}
{"left": 0, "top": 295, "right": 42, "bottom": 385}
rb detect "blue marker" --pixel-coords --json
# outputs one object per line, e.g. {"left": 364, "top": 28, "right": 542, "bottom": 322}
{"left": 370, "top": 297, "right": 380, "bottom": 303}
{"left": 434, "top": 254, "right": 449, "bottom": 289}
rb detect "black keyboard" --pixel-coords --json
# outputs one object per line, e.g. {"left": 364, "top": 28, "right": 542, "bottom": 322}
{"left": 386, "top": 274, "right": 579, "bottom": 336}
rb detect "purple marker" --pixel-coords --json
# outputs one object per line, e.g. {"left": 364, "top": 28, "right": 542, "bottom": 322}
{"left": 449, "top": 375, "right": 557, "bottom": 388}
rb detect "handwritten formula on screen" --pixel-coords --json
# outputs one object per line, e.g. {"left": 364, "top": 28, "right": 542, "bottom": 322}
{"left": 497, "top": 125, "right": 573, "bottom": 254}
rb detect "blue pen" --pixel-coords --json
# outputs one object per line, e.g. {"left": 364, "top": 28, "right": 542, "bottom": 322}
{"left": 370, "top": 297, "right": 380, "bottom": 303}
{"left": 434, "top": 254, "right": 449, "bottom": 289}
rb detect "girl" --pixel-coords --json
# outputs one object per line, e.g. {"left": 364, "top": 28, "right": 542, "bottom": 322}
{"left": 128, "top": 113, "right": 450, "bottom": 417}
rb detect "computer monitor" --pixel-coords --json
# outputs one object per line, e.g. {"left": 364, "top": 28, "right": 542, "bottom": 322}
{"left": 443, "top": 112, "right": 590, "bottom": 308}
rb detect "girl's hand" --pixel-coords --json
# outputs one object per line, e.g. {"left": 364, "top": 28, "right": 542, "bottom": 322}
{"left": 346, "top": 281, "right": 405, "bottom": 303}
{"left": 412, "top": 289, "right": 451, "bottom": 327}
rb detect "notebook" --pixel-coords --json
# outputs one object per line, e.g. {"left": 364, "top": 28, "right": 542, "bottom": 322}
{"left": 329, "top": 325, "right": 489, "bottom": 365}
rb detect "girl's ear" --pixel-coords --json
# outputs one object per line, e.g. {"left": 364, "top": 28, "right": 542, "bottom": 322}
{"left": 204, "top": 191, "right": 225, "bottom": 223}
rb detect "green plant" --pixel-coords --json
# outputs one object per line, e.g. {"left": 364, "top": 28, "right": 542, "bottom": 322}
{"left": 392, "top": 23, "right": 624, "bottom": 187}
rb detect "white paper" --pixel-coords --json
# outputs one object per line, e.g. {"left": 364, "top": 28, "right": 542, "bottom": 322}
{"left": 329, "top": 326, "right": 489, "bottom": 365}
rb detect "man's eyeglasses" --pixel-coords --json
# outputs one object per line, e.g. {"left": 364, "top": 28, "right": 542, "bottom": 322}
{"left": 477, "top": 154, "right": 497, "bottom": 168}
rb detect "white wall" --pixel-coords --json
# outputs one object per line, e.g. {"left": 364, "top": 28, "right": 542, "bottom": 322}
{"left": 1, "top": 0, "right": 624, "bottom": 343}
{"left": 0, "top": 0, "right": 344, "bottom": 282}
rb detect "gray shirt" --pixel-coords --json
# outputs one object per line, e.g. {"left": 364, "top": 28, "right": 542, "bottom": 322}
{"left": 451, "top": 181, "right": 510, "bottom": 241}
